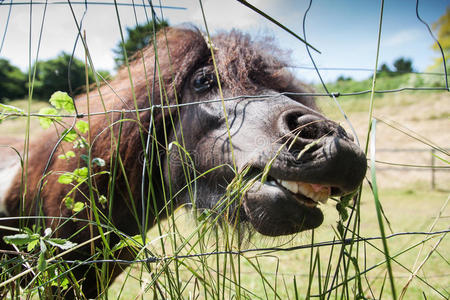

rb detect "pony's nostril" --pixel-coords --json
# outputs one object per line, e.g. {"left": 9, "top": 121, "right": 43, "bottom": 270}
{"left": 285, "top": 113, "right": 326, "bottom": 140}
{"left": 285, "top": 113, "right": 301, "bottom": 133}
{"left": 296, "top": 117, "right": 322, "bottom": 140}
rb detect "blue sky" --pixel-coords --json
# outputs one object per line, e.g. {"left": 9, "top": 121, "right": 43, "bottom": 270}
{"left": 0, "top": 0, "right": 447, "bottom": 83}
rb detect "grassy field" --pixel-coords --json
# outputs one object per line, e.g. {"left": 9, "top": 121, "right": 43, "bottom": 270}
{"left": 105, "top": 186, "right": 448, "bottom": 299}
{"left": 1, "top": 91, "right": 449, "bottom": 299}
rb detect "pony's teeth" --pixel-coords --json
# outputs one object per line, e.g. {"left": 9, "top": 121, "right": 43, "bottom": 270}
{"left": 280, "top": 180, "right": 299, "bottom": 194}
{"left": 279, "top": 180, "right": 330, "bottom": 204}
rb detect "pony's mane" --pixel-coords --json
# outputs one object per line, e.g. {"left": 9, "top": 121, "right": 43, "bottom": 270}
{"left": 77, "top": 27, "right": 314, "bottom": 114}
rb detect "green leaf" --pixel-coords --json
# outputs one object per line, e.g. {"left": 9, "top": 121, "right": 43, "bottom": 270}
{"left": 0, "top": 103, "right": 25, "bottom": 114}
{"left": 58, "top": 173, "right": 74, "bottom": 184}
{"left": 65, "top": 150, "right": 76, "bottom": 158}
{"left": 431, "top": 152, "right": 450, "bottom": 165}
{"left": 72, "top": 202, "right": 84, "bottom": 212}
{"left": 58, "top": 150, "right": 76, "bottom": 160}
{"left": 80, "top": 154, "right": 89, "bottom": 164}
{"left": 197, "top": 209, "right": 212, "bottom": 222}
{"left": 27, "top": 238, "right": 39, "bottom": 252}
{"left": 49, "top": 91, "right": 75, "bottom": 113}
{"left": 73, "top": 137, "right": 88, "bottom": 149}
{"left": 46, "top": 238, "right": 77, "bottom": 250}
{"left": 38, "top": 107, "right": 60, "bottom": 129}
{"left": 38, "top": 239, "right": 47, "bottom": 272}
{"left": 40, "top": 237, "right": 47, "bottom": 253}
{"left": 112, "top": 235, "right": 143, "bottom": 252}
{"left": 38, "top": 252, "right": 47, "bottom": 272}
{"left": 75, "top": 120, "right": 89, "bottom": 134}
{"left": 38, "top": 117, "right": 53, "bottom": 129}
{"left": 337, "top": 220, "right": 346, "bottom": 238}
{"left": 3, "top": 233, "right": 39, "bottom": 246}
{"left": 73, "top": 167, "right": 88, "bottom": 183}
{"left": 336, "top": 203, "right": 349, "bottom": 222}
{"left": 92, "top": 157, "right": 105, "bottom": 167}
{"left": 62, "top": 129, "right": 77, "bottom": 142}
{"left": 98, "top": 195, "right": 107, "bottom": 206}
{"left": 64, "top": 197, "right": 74, "bottom": 209}
{"left": 51, "top": 276, "right": 69, "bottom": 289}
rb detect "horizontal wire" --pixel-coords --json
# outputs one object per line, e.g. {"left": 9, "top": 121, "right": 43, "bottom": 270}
{"left": 176, "top": 268, "right": 450, "bottom": 279}
{"left": 377, "top": 148, "right": 450, "bottom": 153}
{"left": 375, "top": 160, "right": 450, "bottom": 169}
{"left": 288, "top": 65, "right": 449, "bottom": 76}
{"left": 44, "top": 229, "right": 449, "bottom": 266}
{"left": 1, "top": 86, "right": 448, "bottom": 119}
{"left": 0, "top": 1, "right": 186, "bottom": 10}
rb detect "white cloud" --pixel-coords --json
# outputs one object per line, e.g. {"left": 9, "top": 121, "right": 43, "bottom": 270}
{"left": 383, "top": 29, "right": 422, "bottom": 47}
{"left": 0, "top": 0, "right": 441, "bottom": 82}
{"left": 0, "top": 1, "right": 278, "bottom": 72}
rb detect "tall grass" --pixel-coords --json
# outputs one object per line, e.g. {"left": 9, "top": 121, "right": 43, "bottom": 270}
{"left": 1, "top": 1, "right": 449, "bottom": 299}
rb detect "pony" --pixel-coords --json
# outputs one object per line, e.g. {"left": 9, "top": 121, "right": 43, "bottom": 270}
{"left": 0, "top": 27, "right": 366, "bottom": 298}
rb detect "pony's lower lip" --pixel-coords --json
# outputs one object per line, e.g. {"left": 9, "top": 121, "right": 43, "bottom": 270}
{"left": 244, "top": 179, "right": 325, "bottom": 236}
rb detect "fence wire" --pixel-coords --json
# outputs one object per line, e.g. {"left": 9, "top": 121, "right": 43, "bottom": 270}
{"left": 1, "top": 86, "right": 448, "bottom": 120}
{"left": 40, "top": 229, "right": 448, "bottom": 266}
{"left": 0, "top": 0, "right": 448, "bottom": 118}
{"left": 0, "top": 0, "right": 449, "bottom": 297}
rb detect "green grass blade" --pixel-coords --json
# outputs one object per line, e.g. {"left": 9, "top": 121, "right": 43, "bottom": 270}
{"left": 370, "top": 118, "right": 397, "bottom": 299}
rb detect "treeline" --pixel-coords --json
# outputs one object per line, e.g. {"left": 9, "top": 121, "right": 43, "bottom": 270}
{"left": 0, "top": 54, "right": 110, "bottom": 103}
{"left": 322, "top": 57, "right": 447, "bottom": 95}
{"left": 328, "top": 5, "right": 449, "bottom": 92}
{"left": 335, "top": 57, "right": 414, "bottom": 83}
{"left": 0, "top": 19, "right": 168, "bottom": 104}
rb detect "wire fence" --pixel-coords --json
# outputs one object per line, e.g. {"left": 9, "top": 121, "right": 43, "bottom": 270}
{"left": 375, "top": 148, "right": 450, "bottom": 190}
{"left": 0, "top": 2, "right": 447, "bottom": 245}
{"left": 0, "top": 0, "right": 449, "bottom": 299}
{"left": 0, "top": 1, "right": 448, "bottom": 115}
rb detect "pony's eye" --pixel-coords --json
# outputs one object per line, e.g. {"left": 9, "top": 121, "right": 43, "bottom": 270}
{"left": 193, "top": 69, "right": 215, "bottom": 93}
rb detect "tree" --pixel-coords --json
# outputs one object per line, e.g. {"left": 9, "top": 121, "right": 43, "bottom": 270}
{"left": 379, "top": 63, "right": 391, "bottom": 73}
{"left": 393, "top": 57, "right": 413, "bottom": 73}
{"left": 32, "top": 53, "right": 110, "bottom": 100}
{"left": 378, "top": 63, "right": 393, "bottom": 77}
{"left": 429, "top": 7, "right": 450, "bottom": 71}
{"left": 112, "top": 20, "right": 168, "bottom": 68}
{"left": 337, "top": 75, "right": 352, "bottom": 81}
{"left": 377, "top": 59, "right": 413, "bottom": 78}
{"left": 0, "top": 59, "right": 27, "bottom": 103}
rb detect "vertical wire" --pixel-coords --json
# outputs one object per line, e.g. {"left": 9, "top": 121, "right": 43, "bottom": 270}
{"left": 0, "top": 0, "right": 13, "bottom": 55}
{"left": 301, "top": 0, "right": 360, "bottom": 146}
{"left": 415, "top": 0, "right": 448, "bottom": 90}
{"left": 68, "top": 0, "right": 88, "bottom": 117}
